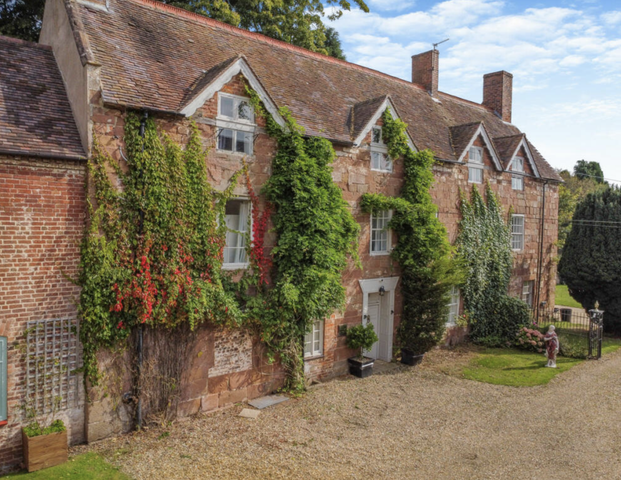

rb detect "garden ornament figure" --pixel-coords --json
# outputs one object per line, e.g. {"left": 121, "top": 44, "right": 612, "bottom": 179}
{"left": 544, "top": 325, "right": 559, "bottom": 368}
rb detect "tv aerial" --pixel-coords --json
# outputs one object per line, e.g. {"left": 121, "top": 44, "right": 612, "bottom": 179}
{"left": 433, "top": 38, "right": 450, "bottom": 50}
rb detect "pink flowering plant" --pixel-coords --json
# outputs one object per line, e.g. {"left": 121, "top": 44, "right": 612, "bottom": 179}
{"left": 515, "top": 326, "right": 545, "bottom": 353}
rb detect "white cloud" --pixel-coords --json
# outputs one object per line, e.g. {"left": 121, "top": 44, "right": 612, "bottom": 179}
{"left": 602, "top": 11, "right": 621, "bottom": 25}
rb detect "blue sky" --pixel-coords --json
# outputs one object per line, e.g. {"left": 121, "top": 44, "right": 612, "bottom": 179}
{"left": 328, "top": 0, "right": 621, "bottom": 182}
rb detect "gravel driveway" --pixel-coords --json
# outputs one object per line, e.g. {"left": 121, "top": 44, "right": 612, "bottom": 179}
{"left": 85, "top": 348, "right": 621, "bottom": 479}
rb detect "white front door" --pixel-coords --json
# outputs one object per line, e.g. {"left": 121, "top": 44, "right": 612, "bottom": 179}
{"left": 364, "top": 292, "right": 393, "bottom": 361}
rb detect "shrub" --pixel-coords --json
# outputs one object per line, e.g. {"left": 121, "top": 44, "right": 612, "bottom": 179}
{"left": 515, "top": 326, "right": 545, "bottom": 353}
{"left": 24, "top": 419, "right": 66, "bottom": 438}
{"left": 346, "top": 323, "right": 378, "bottom": 359}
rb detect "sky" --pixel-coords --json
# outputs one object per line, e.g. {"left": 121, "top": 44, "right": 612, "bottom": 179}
{"left": 328, "top": 0, "right": 621, "bottom": 183}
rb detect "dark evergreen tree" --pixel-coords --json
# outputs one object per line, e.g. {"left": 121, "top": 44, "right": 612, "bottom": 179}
{"left": 0, "top": 0, "right": 45, "bottom": 42}
{"left": 574, "top": 160, "right": 605, "bottom": 184}
{"left": 321, "top": 27, "right": 346, "bottom": 60}
{"left": 558, "top": 187, "right": 621, "bottom": 333}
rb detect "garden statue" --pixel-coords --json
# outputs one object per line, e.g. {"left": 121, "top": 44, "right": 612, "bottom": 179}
{"left": 544, "top": 325, "right": 559, "bottom": 368}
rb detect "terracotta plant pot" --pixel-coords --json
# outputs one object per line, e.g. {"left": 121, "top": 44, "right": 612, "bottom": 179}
{"left": 22, "top": 429, "right": 68, "bottom": 472}
{"left": 348, "top": 356, "right": 375, "bottom": 378}
{"left": 400, "top": 349, "right": 424, "bottom": 366}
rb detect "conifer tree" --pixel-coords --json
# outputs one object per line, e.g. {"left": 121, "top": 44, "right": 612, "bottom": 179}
{"left": 558, "top": 187, "right": 621, "bottom": 333}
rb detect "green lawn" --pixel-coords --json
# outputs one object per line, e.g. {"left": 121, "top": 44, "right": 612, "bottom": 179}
{"left": 6, "top": 453, "right": 129, "bottom": 479}
{"left": 555, "top": 284, "right": 582, "bottom": 308}
{"left": 463, "top": 348, "right": 583, "bottom": 387}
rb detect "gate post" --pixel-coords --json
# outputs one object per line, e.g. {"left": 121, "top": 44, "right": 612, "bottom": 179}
{"left": 588, "top": 306, "right": 604, "bottom": 359}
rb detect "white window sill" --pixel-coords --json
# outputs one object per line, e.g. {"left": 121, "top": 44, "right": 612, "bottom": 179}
{"left": 512, "top": 249, "right": 523, "bottom": 253}
{"left": 304, "top": 354, "right": 324, "bottom": 361}
{"left": 215, "top": 117, "right": 256, "bottom": 132}
{"left": 468, "top": 180, "right": 483, "bottom": 184}
{"left": 215, "top": 149, "right": 255, "bottom": 157}
{"left": 370, "top": 251, "right": 390, "bottom": 256}
{"left": 371, "top": 168, "right": 393, "bottom": 174}
{"left": 222, "top": 263, "right": 250, "bottom": 271}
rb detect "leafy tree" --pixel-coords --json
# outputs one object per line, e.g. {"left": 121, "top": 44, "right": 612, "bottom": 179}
{"left": 558, "top": 187, "right": 621, "bottom": 333}
{"left": 321, "top": 27, "right": 346, "bottom": 60}
{"left": 557, "top": 168, "right": 607, "bottom": 253}
{"left": 0, "top": 0, "right": 45, "bottom": 42}
{"left": 574, "top": 160, "right": 605, "bottom": 184}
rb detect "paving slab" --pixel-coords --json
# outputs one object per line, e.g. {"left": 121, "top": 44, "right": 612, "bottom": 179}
{"left": 248, "top": 395, "right": 288, "bottom": 410}
{"left": 238, "top": 408, "right": 260, "bottom": 419}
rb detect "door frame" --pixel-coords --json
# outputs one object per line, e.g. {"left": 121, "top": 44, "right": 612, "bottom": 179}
{"left": 358, "top": 276, "right": 399, "bottom": 361}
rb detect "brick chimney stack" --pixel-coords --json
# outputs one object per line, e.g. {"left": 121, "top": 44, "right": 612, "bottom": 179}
{"left": 411, "top": 50, "right": 439, "bottom": 97}
{"left": 483, "top": 71, "right": 513, "bottom": 123}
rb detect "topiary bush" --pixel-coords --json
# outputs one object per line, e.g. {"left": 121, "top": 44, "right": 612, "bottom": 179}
{"left": 346, "top": 323, "right": 378, "bottom": 359}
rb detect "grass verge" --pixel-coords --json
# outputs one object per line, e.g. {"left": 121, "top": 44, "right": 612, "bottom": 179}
{"left": 462, "top": 348, "right": 583, "bottom": 387}
{"left": 555, "top": 284, "right": 582, "bottom": 308}
{"left": 6, "top": 453, "right": 129, "bottom": 479}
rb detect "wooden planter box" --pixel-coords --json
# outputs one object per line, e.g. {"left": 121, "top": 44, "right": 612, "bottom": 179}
{"left": 22, "top": 429, "right": 68, "bottom": 472}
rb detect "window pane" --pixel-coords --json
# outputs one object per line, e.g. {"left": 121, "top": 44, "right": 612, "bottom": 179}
{"left": 469, "top": 147, "right": 483, "bottom": 163}
{"left": 235, "top": 131, "right": 253, "bottom": 154}
{"left": 512, "top": 175, "right": 523, "bottom": 190}
{"left": 371, "top": 211, "right": 390, "bottom": 253}
{"left": 220, "top": 96, "right": 234, "bottom": 118}
{"left": 372, "top": 127, "right": 382, "bottom": 144}
{"left": 371, "top": 151, "right": 382, "bottom": 170}
{"left": 469, "top": 166, "right": 483, "bottom": 183}
{"left": 382, "top": 156, "right": 393, "bottom": 172}
{"left": 513, "top": 157, "right": 524, "bottom": 172}
{"left": 218, "top": 129, "right": 233, "bottom": 151}
{"left": 238, "top": 100, "right": 253, "bottom": 122}
{"left": 224, "top": 200, "right": 249, "bottom": 265}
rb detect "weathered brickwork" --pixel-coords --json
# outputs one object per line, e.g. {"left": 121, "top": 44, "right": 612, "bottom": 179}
{"left": 0, "top": 156, "right": 86, "bottom": 471}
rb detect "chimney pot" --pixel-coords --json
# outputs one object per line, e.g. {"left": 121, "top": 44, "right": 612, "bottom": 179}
{"left": 483, "top": 71, "right": 513, "bottom": 123}
{"left": 411, "top": 50, "right": 439, "bottom": 97}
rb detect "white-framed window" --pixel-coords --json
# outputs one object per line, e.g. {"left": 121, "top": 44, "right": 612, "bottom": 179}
{"left": 511, "top": 214, "right": 524, "bottom": 251}
{"left": 446, "top": 287, "right": 460, "bottom": 326}
{"left": 217, "top": 93, "right": 255, "bottom": 155}
{"left": 370, "top": 127, "right": 393, "bottom": 173}
{"left": 223, "top": 199, "right": 251, "bottom": 269}
{"left": 522, "top": 280, "right": 534, "bottom": 307}
{"left": 304, "top": 320, "right": 324, "bottom": 358}
{"left": 512, "top": 156, "right": 524, "bottom": 191}
{"left": 468, "top": 146, "right": 484, "bottom": 183}
{"left": 370, "top": 210, "right": 392, "bottom": 255}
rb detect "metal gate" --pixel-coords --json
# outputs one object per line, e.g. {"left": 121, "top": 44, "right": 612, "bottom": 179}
{"left": 534, "top": 305, "right": 603, "bottom": 360}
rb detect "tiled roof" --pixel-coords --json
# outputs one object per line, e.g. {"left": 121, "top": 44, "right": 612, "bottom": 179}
{"left": 349, "top": 95, "right": 388, "bottom": 141}
{"left": 448, "top": 122, "right": 482, "bottom": 161}
{"left": 494, "top": 134, "right": 524, "bottom": 168}
{"left": 69, "top": 0, "right": 561, "bottom": 180}
{"left": 0, "top": 36, "right": 85, "bottom": 160}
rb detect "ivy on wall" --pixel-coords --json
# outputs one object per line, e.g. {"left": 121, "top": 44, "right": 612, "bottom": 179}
{"left": 79, "top": 114, "right": 244, "bottom": 385}
{"left": 243, "top": 86, "right": 360, "bottom": 390}
{"left": 361, "top": 111, "right": 460, "bottom": 356}
{"left": 456, "top": 184, "right": 530, "bottom": 346}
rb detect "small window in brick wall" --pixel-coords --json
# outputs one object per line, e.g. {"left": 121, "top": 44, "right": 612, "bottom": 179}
{"left": 468, "top": 146, "right": 484, "bottom": 183}
{"left": 217, "top": 93, "right": 255, "bottom": 155}
{"left": 223, "top": 199, "right": 251, "bottom": 269}
{"left": 512, "top": 156, "right": 524, "bottom": 191}
{"left": 522, "top": 280, "right": 534, "bottom": 307}
{"left": 304, "top": 320, "right": 324, "bottom": 358}
{"left": 370, "top": 127, "right": 393, "bottom": 172}
{"left": 511, "top": 215, "right": 525, "bottom": 251}
{"left": 0, "top": 337, "right": 6, "bottom": 423}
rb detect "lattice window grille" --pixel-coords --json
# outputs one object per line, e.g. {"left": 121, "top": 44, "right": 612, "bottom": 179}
{"left": 26, "top": 319, "right": 80, "bottom": 414}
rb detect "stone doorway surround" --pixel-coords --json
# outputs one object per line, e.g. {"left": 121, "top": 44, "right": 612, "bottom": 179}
{"left": 358, "top": 277, "right": 399, "bottom": 362}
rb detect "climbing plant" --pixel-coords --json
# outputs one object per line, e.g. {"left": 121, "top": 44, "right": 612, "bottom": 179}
{"left": 79, "top": 114, "right": 244, "bottom": 385}
{"left": 361, "top": 111, "right": 460, "bottom": 356}
{"left": 243, "top": 86, "right": 360, "bottom": 390}
{"left": 456, "top": 184, "right": 530, "bottom": 345}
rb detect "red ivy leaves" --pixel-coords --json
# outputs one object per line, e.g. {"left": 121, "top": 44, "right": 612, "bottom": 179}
{"left": 245, "top": 170, "right": 272, "bottom": 286}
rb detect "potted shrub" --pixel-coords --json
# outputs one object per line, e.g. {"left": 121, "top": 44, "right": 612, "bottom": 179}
{"left": 22, "top": 405, "right": 68, "bottom": 472}
{"left": 346, "top": 323, "right": 379, "bottom": 378}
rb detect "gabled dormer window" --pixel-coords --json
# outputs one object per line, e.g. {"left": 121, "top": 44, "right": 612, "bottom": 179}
{"left": 512, "top": 156, "right": 524, "bottom": 190}
{"left": 468, "top": 146, "right": 483, "bottom": 183}
{"left": 217, "top": 93, "right": 255, "bottom": 155}
{"left": 370, "top": 126, "right": 392, "bottom": 173}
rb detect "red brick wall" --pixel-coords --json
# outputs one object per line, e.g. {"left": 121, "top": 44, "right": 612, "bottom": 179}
{"left": 0, "top": 155, "right": 86, "bottom": 472}
{"left": 86, "top": 73, "right": 558, "bottom": 410}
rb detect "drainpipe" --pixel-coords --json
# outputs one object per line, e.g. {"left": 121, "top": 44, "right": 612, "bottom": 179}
{"left": 535, "top": 180, "right": 548, "bottom": 319}
{"left": 136, "top": 111, "right": 148, "bottom": 430}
